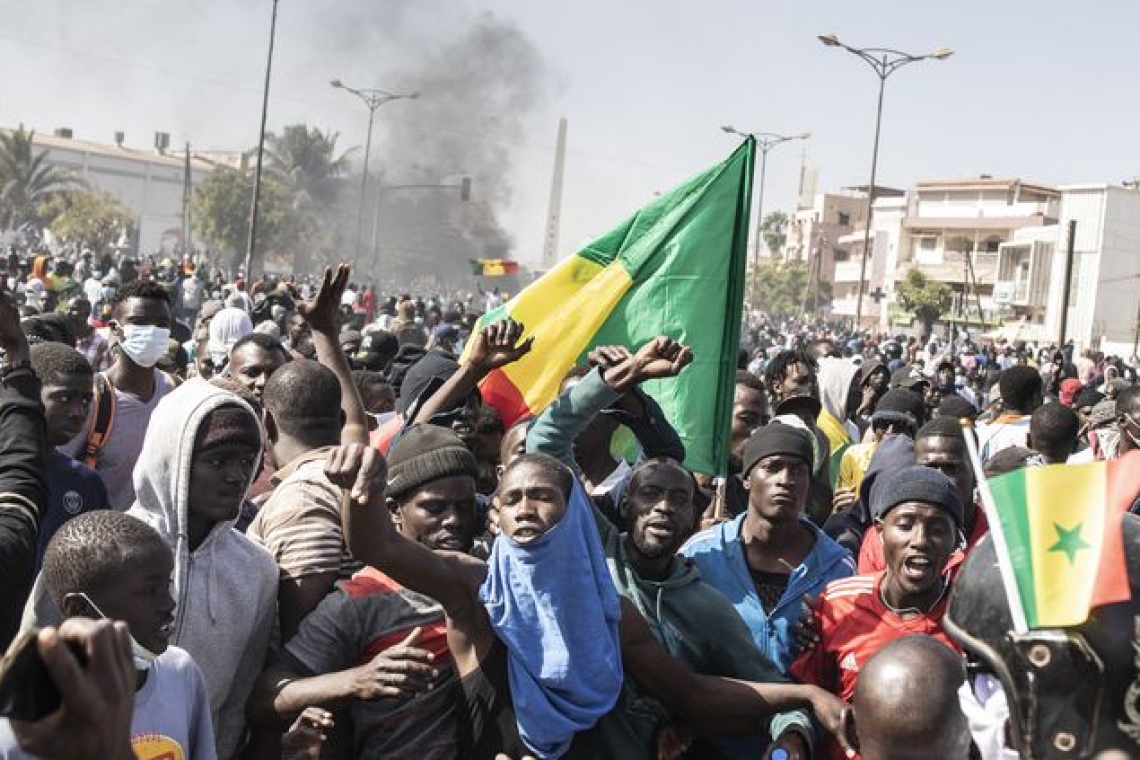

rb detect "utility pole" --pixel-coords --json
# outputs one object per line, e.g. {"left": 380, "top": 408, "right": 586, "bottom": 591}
{"left": 1057, "top": 219, "right": 1077, "bottom": 346}
{"left": 541, "top": 117, "right": 568, "bottom": 271}
{"left": 244, "top": 0, "right": 279, "bottom": 280}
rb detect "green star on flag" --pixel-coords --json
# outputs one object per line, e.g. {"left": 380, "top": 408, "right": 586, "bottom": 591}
{"left": 1048, "top": 522, "right": 1091, "bottom": 565}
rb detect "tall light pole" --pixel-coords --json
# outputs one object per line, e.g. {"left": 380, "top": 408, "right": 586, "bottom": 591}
{"left": 244, "top": 0, "right": 280, "bottom": 280}
{"left": 818, "top": 33, "right": 952, "bottom": 328}
{"left": 331, "top": 79, "right": 419, "bottom": 267}
{"left": 721, "top": 126, "right": 810, "bottom": 309}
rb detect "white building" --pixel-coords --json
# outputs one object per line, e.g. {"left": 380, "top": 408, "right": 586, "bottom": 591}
{"left": 12, "top": 127, "right": 227, "bottom": 254}
{"left": 786, "top": 190, "right": 868, "bottom": 307}
{"left": 995, "top": 184, "right": 1140, "bottom": 356}
{"left": 831, "top": 192, "right": 906, "bottom": 327}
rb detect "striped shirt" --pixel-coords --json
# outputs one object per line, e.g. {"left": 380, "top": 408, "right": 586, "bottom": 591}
{"left": 248, "top": 446, "right": 361, "bottom": 582}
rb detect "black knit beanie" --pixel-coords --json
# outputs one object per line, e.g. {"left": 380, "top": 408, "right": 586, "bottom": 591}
{"left": 872, "top": 388, "right": 926, "bottom": 430}
{"left": 871, "top": 464, "right": 963, "bottom": 527}
{"left": 386, "top": 424, "right": 478, "bottom": 499}
{"left": 742, "top": 421, "right": 814, "bottom": 477}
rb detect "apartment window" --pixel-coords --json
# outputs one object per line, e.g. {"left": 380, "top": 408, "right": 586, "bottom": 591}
{"left": 837, "top": 211, "right": 851, "bottom": 226}
{"left": 919, "top": 237, "right": 937, "bottom": 252}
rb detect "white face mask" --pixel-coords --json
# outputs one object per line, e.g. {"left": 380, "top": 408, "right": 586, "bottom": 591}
{"left": 69, "top": 592, "right": 160, "bottom": 672}
{"left": 117, "top": 324, "right": 171, "bottom": 368}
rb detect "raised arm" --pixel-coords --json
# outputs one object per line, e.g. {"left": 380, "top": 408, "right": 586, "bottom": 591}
{"left": 527, "top": 337, "right": 693, "bottom": 470}
{"left": 407, "top": 317, "right": 533, "bottom": 427}
{"left": 324, "top": 443, "right": 482, "bottom": 622}
{"left": 618, "top": 599, "right": 844, "bottom": 742}
{"left": 0, "top": 290, "right": 48, "bottom": 649}
{"left": 299, "top": 264, "right": 369, "bottom": 446}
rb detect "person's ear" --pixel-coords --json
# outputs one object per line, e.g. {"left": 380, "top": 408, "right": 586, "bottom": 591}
{"left": 839, "top": 704, "right": 860, "bottom": 755}
{"left": 387, "top": 497, "right": 402, "bottom": 526}
{"left": 61, "top": 592, "right": 96, "bottom": 619}
{"left": 262, "top": 408, "right": 279, "bottom": 444}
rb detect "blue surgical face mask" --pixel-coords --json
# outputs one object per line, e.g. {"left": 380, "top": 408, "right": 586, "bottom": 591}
{"left": 69, "top": 592, "right": 159, "bottom": 672}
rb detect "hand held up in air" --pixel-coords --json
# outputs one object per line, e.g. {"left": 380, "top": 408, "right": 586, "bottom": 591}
{"left": 298, "top": 264, "right": 351, "bottom": 336}
{"left": 325, "top": 443, "right": 387, "bottom": 508}
{"left": 467, "top": 318, "right": 534, "bottom": 374}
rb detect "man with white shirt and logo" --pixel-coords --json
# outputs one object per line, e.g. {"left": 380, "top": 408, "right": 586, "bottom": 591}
{"left": 62, "top": 280, "right": 176, "bottom": 510}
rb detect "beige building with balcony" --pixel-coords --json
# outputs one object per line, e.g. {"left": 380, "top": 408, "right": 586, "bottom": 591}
{"left": 895, "top": 177, "right": 1059, "bottom": 326}
{"left": 831, "top": 193, "right": 907, "bottom": 328}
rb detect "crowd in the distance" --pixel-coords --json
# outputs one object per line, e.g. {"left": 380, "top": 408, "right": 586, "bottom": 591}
{"left": 1, "top": 245, "right": 1139, "bottom": 760}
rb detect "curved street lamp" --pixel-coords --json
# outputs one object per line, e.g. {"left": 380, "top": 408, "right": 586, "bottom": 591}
{"left": 720, "top": 126, "right": 810, "bottom": 310}
{"left": 331, "top": 79, "right": 420, "bottom": 266}
{"left": 818, "top": 33, "right": 952, "bottom": 327}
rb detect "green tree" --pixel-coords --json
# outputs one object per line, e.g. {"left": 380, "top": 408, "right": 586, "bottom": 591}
{"left": 753, "top": 258, "right": 831, "bottom": 318}
{"left": 42, "top": 190, "right": 135, "bottom": 253}
{"left": 760, "top": 210, "right": 788, "bottom": 257}
{"left": 264, "top": 125, "right": 353, "bottom": 208}
{"left": 0, "top": 125, "right": 82, "bottom": 229}
{"left": 895, "top": 267, "right": 953, "bottom": 338}
{"left": 190, "top": 167, "right": 302, "bottom": 272}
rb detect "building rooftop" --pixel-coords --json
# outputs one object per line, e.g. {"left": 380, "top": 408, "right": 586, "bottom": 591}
{"left": 915, "top": 175, "right": 1059, "bottom": 197}
{"left": 3, "top": 126, "right": 231, "bottom": 172}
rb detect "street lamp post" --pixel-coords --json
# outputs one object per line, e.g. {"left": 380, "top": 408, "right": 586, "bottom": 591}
{"left": 720, "top": 126, "right": 810, "bottom": 310}
{"left": 818, "top": 33, "right": 952, "bottom": 328}
{"left": 243, "top": 0, "right": 280, "bottom": 281}
{"left": 331, "top": 80, "right": 419, "bottom": 268}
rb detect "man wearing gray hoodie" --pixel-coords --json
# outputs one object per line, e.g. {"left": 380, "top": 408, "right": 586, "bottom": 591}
{"left": 128, "top": 379, "right": 278, "bottom": 759}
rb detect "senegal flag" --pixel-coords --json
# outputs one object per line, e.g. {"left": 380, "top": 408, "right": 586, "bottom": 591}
{"left": 986, "top": 453, "right": 1140, "bottom": 629}
{"left": 471, "top": 258, "right": 520, "bottom": 276}
{"left": 464, "top": 139, "right": 754, "bottom": 475}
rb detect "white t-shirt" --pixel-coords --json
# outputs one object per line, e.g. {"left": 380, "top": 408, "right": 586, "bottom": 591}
{"left": 0, "top": 646, "right": 216, "bottom": 760}
{"left": 61, "top": 371, "right": 174, "bottom": 510}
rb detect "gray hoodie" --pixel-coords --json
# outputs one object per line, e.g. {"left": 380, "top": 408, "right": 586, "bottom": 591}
{"left": 128, "top": 379, "right": 278, "bottom": 760}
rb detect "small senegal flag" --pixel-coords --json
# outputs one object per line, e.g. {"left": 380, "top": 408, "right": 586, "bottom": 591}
{"left": 985, "top": 453, "right": 1140, "bottom": 629}
{"left": 470, "top": 258, "right": 519, "bottom": 276}
{"left": 462, "top": 139, "right": 754, "bottom": 475}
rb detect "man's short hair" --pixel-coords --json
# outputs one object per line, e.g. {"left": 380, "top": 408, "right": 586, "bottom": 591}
{"left": 43, "top": 511, "right": 168, "bottom": 610}
{"left": 503, "top": 452, "right": 574, "bottom": 502}
{"left": 231, "top": 331, "right": 288, "bottom": 359}
{"left": 30, "top": 342, "right": 92, "bottom": 385}
{"left": 916, "top": 415, "right": 966, "bottom": 445}
{"left": 262, "top": 360, "right": 341, "bottom": 438}
{"left": 998, "top": 366, "right": 1044, "bottom": 412}
{"left": 110, "top": 279, "right": 172, "bottom": 309}
{"left": 735, "top": 369, "right": 765, "bottom": 394}
{"left": 1030, "top": 403, "right": 1080, "bottom": 460}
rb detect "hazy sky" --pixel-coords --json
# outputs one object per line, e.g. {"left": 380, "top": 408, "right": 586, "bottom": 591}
{"left": 2, "top": 0, "right": 1138, "bottom": 263}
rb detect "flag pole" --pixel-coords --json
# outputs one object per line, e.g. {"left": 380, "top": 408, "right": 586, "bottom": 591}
{"left": 960, "top": 418, "right": 1029, "bottom": 633}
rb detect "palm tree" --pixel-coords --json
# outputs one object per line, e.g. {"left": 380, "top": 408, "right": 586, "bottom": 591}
{"left": 263, "top": 125, "right": 354, "bottom": 209}
{"left": 0, "top": 125, "right": 82, "bottom": 229}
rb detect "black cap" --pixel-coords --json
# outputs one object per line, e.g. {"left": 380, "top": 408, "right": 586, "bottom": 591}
{"left": 742, "top": 422, "right": 815, "bottom": 477}
{"left": 871, "top": 464, "right": 963, "bottom": 527}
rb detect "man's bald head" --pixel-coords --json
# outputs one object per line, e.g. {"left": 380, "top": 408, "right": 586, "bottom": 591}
{"left": 844, "top": 636, "right": 971, "bottom": 760}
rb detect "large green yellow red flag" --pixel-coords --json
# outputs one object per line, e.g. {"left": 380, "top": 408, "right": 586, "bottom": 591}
{"left": 984, "top": 453, "right": 1140, "bottom": 629}
{"left": 464, "top": 139, "right": 754, "bottom": 475}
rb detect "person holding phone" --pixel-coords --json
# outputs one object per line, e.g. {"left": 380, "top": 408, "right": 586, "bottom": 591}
{"left": 0, "top": 511, "right": 216, "bottom": 759}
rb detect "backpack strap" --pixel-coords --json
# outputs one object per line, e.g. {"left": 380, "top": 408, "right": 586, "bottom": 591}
{"left": 81, "top": 374, "right": 117, "bottom": 469}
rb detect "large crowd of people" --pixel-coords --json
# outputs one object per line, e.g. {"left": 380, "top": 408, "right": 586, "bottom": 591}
{"left": 1, "top": 245, "right": 1139, "bottom": 759}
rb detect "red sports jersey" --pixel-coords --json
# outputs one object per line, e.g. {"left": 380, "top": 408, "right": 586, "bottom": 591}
{"left": 789, "top": 572, "right": 959, "bottom": 760}
{"left": 857, "top": 505, "right": 988, "bottom": 576}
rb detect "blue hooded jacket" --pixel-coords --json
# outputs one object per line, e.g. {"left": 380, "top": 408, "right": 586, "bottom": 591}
{"left": 681, "top": 515, "right": 854, "bottom": 673}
